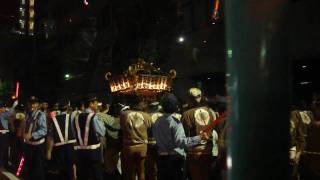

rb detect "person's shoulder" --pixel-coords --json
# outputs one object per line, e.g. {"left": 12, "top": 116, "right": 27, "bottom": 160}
{"left": 140, "top": 111, "right": 152, "bottom": 119}
{"left": 98, "top": 113, "right": 115, "bottom": 121}
{"left": 181, "top": 108, "right": 196, "bottom": 120}
{"left": 172, "top": 113, "right": 182, "bottom": 120}
{"left": 35, "top": 111, "right": 47, "bottom": 121}
{"left": 183, "top": 106, "right": 205, "bottom": 115}
{"left": 53, "top": 114, "right": 65, "bottom": 121}
{"left": 121, "top": 110, "right": 131, "bottom": 116}
{"left": 206, "top": 107, "right": 218, "bottom": 118}
{"left": 94, "top": 112, "right": 103, "bottom": 119}
{"left": 77, "top": 112, "right": 93, "bottom": 120}
{"left": 119, "top": 110, "right": 133, "bottom": 122}
{"left": 80, "top": 112, "right": 90, "bottom": 116}
{"left": 183, "top": 108, "right": 195, "bottom": 114}
{"left": 38, "top": 111, "right": 46, "bottom": 117}
{"left": 205, "top": 106, "right": 215, "bottom": 112}
{"left": 290, "top": 110, "right": 300, "bottom": 118}
{"left": 154, "top": 114, "right": 166, "bottom": 123}
{"left": 153, "top": 117, "right": 160, "bottom": 127}
{"left": 126, "top": 110, "right": 149, "bottom": 118}
{"left": 170, "top": 115, "right": 181, "bottom": 125}
{"left": 96, "top": 112, "right": 106, "bottom": 117}
{"left": 57, "top": 112, "right": 68, "bottom": 117}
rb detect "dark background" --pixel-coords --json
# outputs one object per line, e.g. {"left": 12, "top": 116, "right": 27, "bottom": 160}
{"left": 0, "top": 0, "right": 319, "bottom": 106}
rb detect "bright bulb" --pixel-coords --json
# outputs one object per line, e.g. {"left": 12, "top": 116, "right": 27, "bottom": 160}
{"left": 178, "top": 37, "right": 184, "bottom": 42}
{"left": 65, "top": 74, "right": 70, "bottom": 78}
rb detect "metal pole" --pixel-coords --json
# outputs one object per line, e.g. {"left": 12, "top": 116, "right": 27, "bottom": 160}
{"left": 225, "top": 0, "right": 290, "bottom": 179}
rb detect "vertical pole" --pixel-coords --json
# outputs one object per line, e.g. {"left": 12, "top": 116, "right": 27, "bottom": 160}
{"left": 225, "top": 0, "right": 290, "bottom": 180}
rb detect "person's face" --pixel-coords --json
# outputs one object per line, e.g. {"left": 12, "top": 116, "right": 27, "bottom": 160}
{"left": 80, "top": 104, "right": 85, "bottom": 111}
{"left": 42, "top": 103, "right": 48, "bottom": 110}
{"left": 90, "top": 101, "right": 98, "bottom": 111}
{"left": 0, "top": 107, "right": 5, "bottom": 113}
{"left": 67, "top": 107, "right": 73, "bottom": 114}
{"left": 31, "top": 102, "right": 39, "bottom": 111}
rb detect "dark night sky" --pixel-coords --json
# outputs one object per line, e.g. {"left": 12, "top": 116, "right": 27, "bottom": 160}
{"left": 0, "top": 0, "right": 181, "bottom": 104}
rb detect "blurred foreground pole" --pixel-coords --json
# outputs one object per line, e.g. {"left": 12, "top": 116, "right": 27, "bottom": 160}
{"left": 225, "top": 0, "right": 290, "bottom": 179}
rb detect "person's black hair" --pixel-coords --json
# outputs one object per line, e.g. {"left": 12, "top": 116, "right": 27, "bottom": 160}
{"left": 128, "top": 94, "right": 142, "bottom": 107}
{"left": 108, "top": 103, "right": 123, "bottom": 117}
{"left": 73, "top": 101, "right": 84, "bottom": 109}
{"left": 84, "top": 96, "right": 98, "bottom": 108}
{"left": 161, "top": 93, "right": 179, "bottom": 114}
{"left": 127, "top": 94, "right": 145, "bottom": 111}
{"left": 84, "top": 101, "right": 91, "bottom": 108}
{"left": 16, "top": 104, "right": 25, "bottom": 112}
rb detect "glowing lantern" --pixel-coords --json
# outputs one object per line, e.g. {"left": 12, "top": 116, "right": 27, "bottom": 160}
{"left": 105, "top": 59, "right": 176, "bottom": 96}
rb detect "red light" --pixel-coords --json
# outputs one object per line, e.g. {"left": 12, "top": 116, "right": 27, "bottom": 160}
{"left": 16, "top": 156, "right": 25, "bottom": 176}
{"left": 212, "top": 0, "right": 220, "bottom": 20}
{"left": 15, "top": 82, "right": 20, "bottom": 98}
{"left": 214, "top": 0, "right": 220, "bottom": 12}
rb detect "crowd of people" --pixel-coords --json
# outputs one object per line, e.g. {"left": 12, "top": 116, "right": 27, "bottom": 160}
{"left": 0, "top": 88, "right": 319, "bottom": 180}
{"left": 0, "top": 87, "right": 227, "bottom": 180}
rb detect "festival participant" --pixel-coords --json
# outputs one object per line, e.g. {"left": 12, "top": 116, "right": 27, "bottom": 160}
{"left": 97, "top": 103, "right": 121, "bottom": 179}
{"left": 181, "top": 88, "right": 218, "bottom": 180}
{"left": 0, "top": 100, "right": 18, "bottom": 170}
{"left": 153, "top": 93, "right": 209, "bottom": 180}
{"left": 47, "top": 101, "right": 76, "bottom": 180}
{"left": 146, "top": 101, "right": 163, "bottom": 180}
{"left": 72, "top": 96, "right": 106, "bottom": 180}
{"left": 23, "top": 96, "right": 47, "bottom": 180}
{"left": 120, "top": 96, "right": 152, "bottom": 180}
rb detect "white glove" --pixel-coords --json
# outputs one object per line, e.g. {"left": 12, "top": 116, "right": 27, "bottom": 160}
{"left": 289, "top": 146, "right": 297, "bottom": 161}
{"left": 212, "top": 130, "right": 219, "bottom": 157}
{"left": 212, "top": 130, "right": 219, "bottom": 141}
{"left": 12, "top": 100, "right": 19, "bottom": 108}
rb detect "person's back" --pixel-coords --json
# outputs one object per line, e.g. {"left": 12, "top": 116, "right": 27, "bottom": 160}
{"left": 152, "top": 93, "right": 209, "bottom": 180}
{"left": 72, "top": 97, "right": 106, "bottom": 180}
{"left": 182, "top": 106, "right": 217, "bottom": 155}
{"left": 47, "top": 102, "right": 76, "bottom": 180}
{"left": 181, "top": 88, "right": 218, "bottom": 180}
{"left": 120, "top": 109, "right": 151, "bottom": 180}
{"left": 121, "top": 110, "right": 151, "bottom": 147}
{"left": 153, "top": 114, "right": 196, "bottom": 156}
{"left": 146, "top": 101, "right": 163, "bottom": 180}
